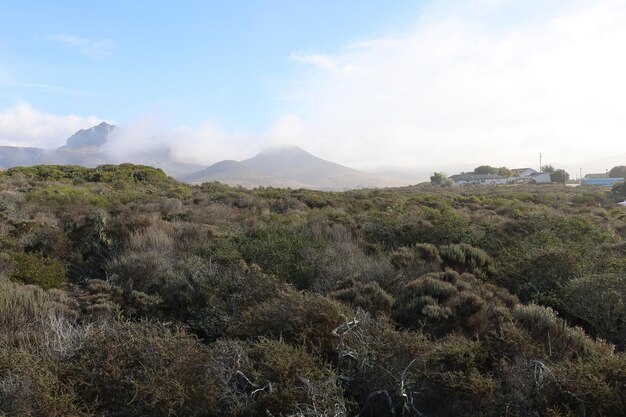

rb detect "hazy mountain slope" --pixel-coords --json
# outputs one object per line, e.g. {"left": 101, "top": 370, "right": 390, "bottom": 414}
{"left": 181, "top": 146, "right": 410, "bottom": 190}
{"left": 180, "top": 158, "right": 313, "bottom": 188}
{"left": 0, "top": 146, "right": 108, "bottom": 168}
{"left": 0, "top": 146, "right": 47, "bottom": 169}
{"left": 0, "top": 123, "right": 203, "bottom": 177}
{"left": 0, "top": 123, "right": 115, "bottom": 169}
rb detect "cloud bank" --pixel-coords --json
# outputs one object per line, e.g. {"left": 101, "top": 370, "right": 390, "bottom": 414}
{"left": 101, "top": 117, "right": 259, "bottom": 165}
{"left": 0, "top": 103, "right": 103, "bottom": 148}
{"left": 281, "top": 0, "right": 626, "bottom": 171}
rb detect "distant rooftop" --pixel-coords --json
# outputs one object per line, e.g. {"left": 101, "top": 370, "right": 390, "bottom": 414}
{"left": 450, "top": 173, "right": 509, "bottom": 180}
{"left": 584, "top": 173, "right": 609, "bottom": 179}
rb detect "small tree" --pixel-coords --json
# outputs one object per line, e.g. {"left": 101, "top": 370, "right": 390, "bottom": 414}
{"left": 609, "top": 165, "right": 626, "bottom": 178}
{"left": 496, "top": 167, "right": 514, "bottom": 177}
{"left": 430, "top": 172, "right": 447, "bottom": 186}
{"left": 474, "top": 165, "right": 495, "bottom": 175}
{"left": 612, "top": 181, "right": 626, "bottom": 197}
{"left": 541, "top": 164, "right": 555, "bottom": 174}
{"left": 550, "top": 169, "right": 570, "bottom": 184}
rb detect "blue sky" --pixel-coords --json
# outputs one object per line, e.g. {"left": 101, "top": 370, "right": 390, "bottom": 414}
{"left": 0, "top": 1, "right": 421, "bottom": 128}
{"left": 1, "top": 0, "right": 625, "bottom": 174}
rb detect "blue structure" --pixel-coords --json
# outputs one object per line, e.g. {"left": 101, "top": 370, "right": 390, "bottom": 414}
{"left": 581, "top": 178, "right": 624, "bottom": 187}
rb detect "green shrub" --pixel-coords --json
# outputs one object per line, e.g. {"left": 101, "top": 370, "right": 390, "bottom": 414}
{"left": 238, "top": 223, "right": 328, "bottom": 289}
{"left": 390, "top": 244, "right": 442, "bottom": 284}
{"left": 10, "top": 252, "right": 67, "bottom": 289}
{"left": 561, "top": 273, "right": 626, "bottom": 348}
{"left": 513, "top": 304, "right": 608, "bottom": 359}
{"left": 330, "top": 278, "right": 395, "bottom": 314}
{"left": 612, "top": 181, "right": 626, "bottom": 197}
{"left": 393, "top": 271, "right": 516, "bottom": 337}
{"left": 439, "top": 243, "right": 494, "bottom": 277}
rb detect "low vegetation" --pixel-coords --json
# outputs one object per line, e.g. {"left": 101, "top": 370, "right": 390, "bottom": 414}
{"left": 0, "top": 163, "right": 625, "bottom": 416}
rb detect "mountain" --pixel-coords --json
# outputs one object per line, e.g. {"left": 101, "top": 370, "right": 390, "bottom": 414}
{"left": 0, "top": 123, "right": 203, "bottom": 177}
{"left": 0, "top": 123, "right": 116, "bottom": 169}
{"left": 61, "top": 122, "right": 115, "bottom": 150}
{"left": 1, "top": 126, "right": 411, "bottom": 189}
{"left": 181, "top": 145, "right": 410, "bottom": 190}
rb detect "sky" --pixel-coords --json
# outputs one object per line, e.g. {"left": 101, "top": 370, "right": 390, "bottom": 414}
{"left": 1, "top": 0, "right": 625, "bottom": 175}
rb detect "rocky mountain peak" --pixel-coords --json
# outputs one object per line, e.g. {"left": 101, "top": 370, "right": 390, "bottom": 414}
{"left": 62, "top": 122, "right": 115, "bottom": 150}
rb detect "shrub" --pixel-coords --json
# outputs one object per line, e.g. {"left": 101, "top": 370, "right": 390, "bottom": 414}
{"left": 512, "top": 304, "right": 609, "bottom": 359}
{"left": 107, "top": 218, "right": 176, "bottom": 294}
{"left": 561, "top": 273, "right": 626, "bottom": 348}
{"left": 438, "top": 243, "right": 494, "bottom": 277}
{"left": 229, "top": 289, "right": 348, "bottom": 362}
{"left": 612, "top": 181, "right": 626, "bottom": 197}
{"left": 330, "top": 279, "right": 395, "bottom": 315}
{"left": 0, "top": 347, "right": 87, "bottom": 417}
{"left": 76, "top": 279, "right": 162, "bottom": 321}
{"left": 10, "top": 252, "right": 67, "bottom": 289}
{"left": 0, "top": 280, "right": 78, "bottom": 343}
{"left": 389, "top": 244, "right": 442, "bottom": 286}
{"left": 393, "top": 271, "right": 516, "bottom": 337}
{"left": 209, "top": 339, "right": 346, "bottom": 417}
{"left": 312, "top": 224, "right": 396, "bottom": 293}
{"left": 68, "top": 321, "right": 216, "bottom": 417}
{"left": 238, "top": 223, "right": 329, "bottom": 289}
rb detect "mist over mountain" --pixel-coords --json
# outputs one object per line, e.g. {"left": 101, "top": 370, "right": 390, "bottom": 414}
{"left": 0, "top": 123, "right": 203, "bottom": 177}
{"left": 0, "top": 123, "right": 113, "bottom": 169}
{"left": 0, "top": 124, "right": 413, "bottom": 189}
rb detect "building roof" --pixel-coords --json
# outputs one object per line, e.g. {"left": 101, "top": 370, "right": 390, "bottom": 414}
{"left": 582, "top": 177, "right": 623, "bottom": 186}
{"left": 449, "top": 173, "right": 509, "bottom": 181}
{"left": 512, "top": 167, "right": 537, "bottom": 173}
{"left": 585, "top": 173, "right": 609, "bottom": 179}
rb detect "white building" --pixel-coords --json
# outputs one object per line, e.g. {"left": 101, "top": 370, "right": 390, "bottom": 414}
{"left": 529, "top": 172, "right": 552, "bottom": 184}
{"left": 449, "top": 173, "right": 510, "bottom": 186}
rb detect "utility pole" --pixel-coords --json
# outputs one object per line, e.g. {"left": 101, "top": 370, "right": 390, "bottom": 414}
{"left": 579, "top": 167, "right": 582, "bottom": 183}
{"left": 539, "top": 153, "right": 542, "bottom": 172}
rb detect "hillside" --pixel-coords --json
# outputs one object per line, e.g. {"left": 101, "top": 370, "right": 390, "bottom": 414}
{"left": 0, "top": 164, "right": 625, "bottom": 416}
{"left": 182, "top": 145, "right": 410, "bottom": 190}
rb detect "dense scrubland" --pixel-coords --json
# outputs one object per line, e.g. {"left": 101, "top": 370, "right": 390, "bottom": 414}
{"left": 1, "top": 164, "right": 625, "bottom": 416}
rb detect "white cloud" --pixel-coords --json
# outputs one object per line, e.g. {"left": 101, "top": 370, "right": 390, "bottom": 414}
{"left": 279, "top": 0, "right": 626, "bottom": 172}
{"left": 289, "top": 52, "right": 358, "bottom": 76}
{"left": 169, "top": 122, "right": 259, "bottom": 164}
{"left": 269, "top": 114, "right": 306, "bottom": 146}
{"left": 48, "top": 34, "right": 116, "bottom": 59}
{"left": 0, "top": 103, "right": 103, "bottom": 148}
{"left": 100, "top": 116, "right": 260, "bottom": 165}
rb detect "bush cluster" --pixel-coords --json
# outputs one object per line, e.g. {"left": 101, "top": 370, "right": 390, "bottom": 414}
{"left": 0, "top": 164, "right": 625, "bottom": 416}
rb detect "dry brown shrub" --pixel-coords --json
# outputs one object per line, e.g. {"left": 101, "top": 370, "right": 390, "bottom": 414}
{"left": 229, "top": 289, "right": 350, "bottom": 362}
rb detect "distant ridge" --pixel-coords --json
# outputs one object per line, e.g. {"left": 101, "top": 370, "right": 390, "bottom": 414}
{"left": 0, "top": 122, "right": 203, "bottom": 177}
{"left": 180, "top": 145, "right": 410, "bottom": 190}
{"left": 0, "top": 127, "right": 412, "bottom": 189}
